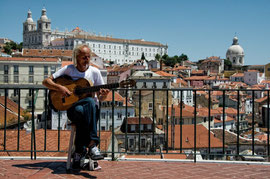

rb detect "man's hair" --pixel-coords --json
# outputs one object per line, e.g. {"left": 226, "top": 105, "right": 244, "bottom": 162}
{"left": 72, "top": 44, "right": 91, "bottom": 66}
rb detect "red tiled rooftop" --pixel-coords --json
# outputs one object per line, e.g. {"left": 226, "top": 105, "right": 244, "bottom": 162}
{"left": 154, "top": 70, "right": 176, "bottom": 77}
{"left": 0, "top": 57, "right": 59, "bottom": 62}
{"left": 127, "top": 117, "right": 152, "bottom": 125}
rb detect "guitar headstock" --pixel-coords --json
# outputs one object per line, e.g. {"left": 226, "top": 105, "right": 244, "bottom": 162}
{"left": 119, "top": 79, "right": 136, "bottom": 88}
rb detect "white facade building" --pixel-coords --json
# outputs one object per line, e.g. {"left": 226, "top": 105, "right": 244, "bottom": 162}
{"left": 226, "top": 36, "right": 245, "bottom": 66}
{"left": 0, "top": 57, "right": 62, "bottom": 116}
{"left": 23, "top": 8, "right": 168, "bottom": 65}
{"left": 244, "top": 70, "right": 265, "bottom": 86}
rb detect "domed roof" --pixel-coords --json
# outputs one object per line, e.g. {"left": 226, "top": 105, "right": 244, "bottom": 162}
{"left": 226, "top": 36, "right": 244, "bottom": 56}
{"left": 26, "top": 9, "right": 34, "bottom": 23}
{"left": 40, "top": 7, "right": 48, "bottom": 21}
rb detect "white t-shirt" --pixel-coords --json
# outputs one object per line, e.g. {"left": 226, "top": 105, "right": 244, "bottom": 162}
{"left": 52, "top": 64, "right": 104, "bottom": 105}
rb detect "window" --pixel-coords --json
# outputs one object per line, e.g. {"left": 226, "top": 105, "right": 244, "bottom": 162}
{"left": 117, "top": 113, "right": 122, "bottom": 119}
{"left": 142, "top": 82, "right": 147, "bottom": 88}
{"left": 162, "top": 82, "right": 167, "bottom": 88}
{"left": 129, "top": 138, "right": 134, "bottom": 147}
{"left": 4, "top": 76, "right": 8, "bottom": 83}
{"left": 101, "top": 113, "right": 106, "bottom": 119}
{"left": 149, "top": 102, "right": 153, "bottom": 110}
{"left": 14, "top": 76, "right": 19, "bottom": 83}
{"left": 14, "top": 89, "right": 19, "bottom": 96}
{"left": 152, "top": 82, "right": 157, "bottom": 88}
{"left": 51, "top": 66, "right": 56, "bottom": 74}
{"left": 14, "top": 65, "right": 19, "bottom": 74}
{"left": 131, "top": 125, "right": 135, "bottom": 131}
{"left": 4, "top": 65, "right": 9, "bottom": 74}
{"left": 28, "top": 100, "right": 32, "bottom": 108}
{"left": 29, "top": 66, "right": 34, "bottom": 75}
{"left": 140, "top": 124, "right": 144, "bottom": 130}
{"left": 141, "top": 139, "right": 146, "bottom": 147}
{"left": 44, "top": 66, "right": 48, "bottom": 75}
{"left": 29, "top": 76, "right": 34, "bottom": 83}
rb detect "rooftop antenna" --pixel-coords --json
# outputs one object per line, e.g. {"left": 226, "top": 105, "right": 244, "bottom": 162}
{"left": 234, "top": 32, "right": 237, "bottom": 37}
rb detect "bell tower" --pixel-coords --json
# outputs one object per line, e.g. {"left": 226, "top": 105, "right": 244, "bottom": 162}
{"left": 37, "top": 7, "right": 51, "bottom": 48}
{"left": 23, "top": 9, "right": 36, "bottom": 48}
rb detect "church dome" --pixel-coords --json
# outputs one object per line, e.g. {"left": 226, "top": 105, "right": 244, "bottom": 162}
{"left": 40, "top": 7, "right": 48, "bottom": 21}
{"left": 26, "top": 9, "right": 34, "bottom": 23}
{"left": 226, "top": 36, "right": 244, "bottom": 56}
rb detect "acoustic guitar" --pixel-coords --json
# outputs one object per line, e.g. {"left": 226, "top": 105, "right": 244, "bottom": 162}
{"left": 49, "top": 75, "right": 136, "bottom": 111}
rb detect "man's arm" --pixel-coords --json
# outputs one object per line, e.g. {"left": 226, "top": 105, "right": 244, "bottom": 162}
{"left": 42, "top": 75, "right": 72, "bottom": 97}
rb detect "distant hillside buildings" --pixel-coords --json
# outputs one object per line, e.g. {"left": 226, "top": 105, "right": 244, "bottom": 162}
{"left": 23, "top": 8, "right": 168, "bottom": 65}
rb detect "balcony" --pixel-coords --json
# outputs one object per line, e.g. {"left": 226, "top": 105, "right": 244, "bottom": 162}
{"left": 0, "top": 86, "right": 270, "bottom": 177}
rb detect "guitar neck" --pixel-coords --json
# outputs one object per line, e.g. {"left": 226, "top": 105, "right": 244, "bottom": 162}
{"left": 76, "top": 83, "right": 120, "bottom": 94}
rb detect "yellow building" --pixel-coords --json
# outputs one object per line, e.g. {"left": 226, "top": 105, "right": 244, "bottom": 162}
{"left": 264, "top": 63, "right": 270, "bottom": 80}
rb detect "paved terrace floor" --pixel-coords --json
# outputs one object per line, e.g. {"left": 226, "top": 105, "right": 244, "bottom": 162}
{"left": 0, "top": 159, "right": 270, "bottom": 179}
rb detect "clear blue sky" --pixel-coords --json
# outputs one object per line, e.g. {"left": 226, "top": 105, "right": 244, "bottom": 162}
{"left": 0, "top": 0, "right": 269, "bottom": 65}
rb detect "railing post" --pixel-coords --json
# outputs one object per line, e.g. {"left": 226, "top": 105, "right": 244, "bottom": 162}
{"left": 166, "top": 90, "right": 169, "bottom": 153}
{"left": 125, "top": 89, "right": 128, "bottom": 153}
{"left": 44, "top": 89, "right": 48, "bottom": 151}
{"left": 237, "top": 90, "right": 240, "bottom": 158}
{"left": 267, "top": 90, "right": 269, "bottom": 157}
{"left": 208, "top": 90, "right": 211, "bottom": 160}
{"left": 222, "top": 90, "right": 225, "bottom": 157}
{"left": 194, "top": 90, "right": 197, "bottom": 163}
{"left": 4, "top": 89, "right": 7, "bottom": 151}
{"left": 180, "top": 90, "right": 183, "bottom": 154}
{"left": 58, "top": 111, "right": 61, "bottom": 151}
{"left": 31, "top": 89, "right": 36, "bottom": 160}
{"left": 139, "top": 90, "right": 141, "bottom": 153}
{"left": 17, "top": 89, "right": 21, "bottom": 151}
{"left": 111, "top": 90, "right": 115, "bottom": 161}
{"left": 252, "top": 90, "right": 255, "bottom": 155}
{"left": 152, "top": 90, "right": 155, "bottom": 152}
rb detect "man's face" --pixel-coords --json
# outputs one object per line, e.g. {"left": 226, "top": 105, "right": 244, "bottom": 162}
{"left": 76, "top": 47, "right": 91, "bottom": 72}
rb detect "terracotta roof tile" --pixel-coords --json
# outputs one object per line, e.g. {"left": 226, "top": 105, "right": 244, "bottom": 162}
{"left": 67, "top": 35, "right": 166, "bottom": 47}
{"left": 23, "top": 49, "right": 72, "bottom": 57}
{"left": 154, "top": 71, "right": 176, "bottom": 77}
{"left": 0, "top": 57, "right": 59, "bottom": 62}
{"left": 127, "top": 117, "right": 152, "bottom": 125}
{"left": 167, "top": 125, "right": 223, "bottom": 149}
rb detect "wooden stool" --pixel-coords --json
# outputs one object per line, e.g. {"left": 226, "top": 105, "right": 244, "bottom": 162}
{"left": 66, "top": 123, "right": 95, "bottom": 171}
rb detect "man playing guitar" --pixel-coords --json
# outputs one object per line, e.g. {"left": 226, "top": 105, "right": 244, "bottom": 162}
{"left": 43, "top": 44, "right": 110, "bottom": 169}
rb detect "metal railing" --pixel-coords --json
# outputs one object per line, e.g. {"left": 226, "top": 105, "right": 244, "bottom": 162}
{"left": 0, "top": 86, "right": 269, "bottom": 163}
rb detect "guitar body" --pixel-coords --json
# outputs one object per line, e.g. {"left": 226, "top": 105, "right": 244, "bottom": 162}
{"left": 49, "top": 75, "right": 135, "bottom": 111}
{"left": 49, "top": 76, "right": 93, "bottom": 111}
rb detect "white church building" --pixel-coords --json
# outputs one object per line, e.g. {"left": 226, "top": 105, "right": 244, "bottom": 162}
{"left": 23, "top": 8, "right": 168, "bottom": 65}
{"left": 226, "top": 36, "right": 245, "bottom": 66}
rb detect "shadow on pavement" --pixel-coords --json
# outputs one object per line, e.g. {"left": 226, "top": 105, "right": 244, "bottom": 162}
{"left": 13, "top": 161, "right": 97, "bottom": 178}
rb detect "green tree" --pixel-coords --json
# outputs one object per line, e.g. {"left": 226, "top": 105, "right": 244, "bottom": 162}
{"left": 178, "top": 53, "right": 188, "bottom": 63}
{"left": 3, "top": 43, "right": 12, "bottom": 55}
{"left": 155, "top": 53, "right": 161, "bottom": 61}
{"left": 224, "top": 59, "right": 232, "bottom": 70}
{"left": 3, "top": 41, "right": 23, "bottom": 55}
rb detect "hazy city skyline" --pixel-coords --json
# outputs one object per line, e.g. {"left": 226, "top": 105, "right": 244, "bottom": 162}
{"left": 0, "top": 0, "right": 269, "bottom": 65}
